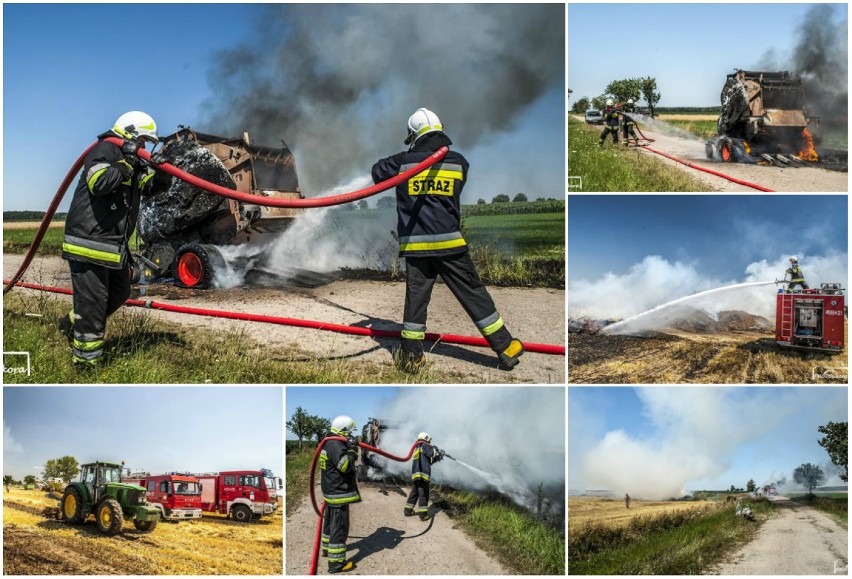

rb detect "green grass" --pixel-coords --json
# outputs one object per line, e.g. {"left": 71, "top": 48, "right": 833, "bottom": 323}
{"left": 568, "top": 498, "right": 775, "bottom": 575}
{"left": 2, "top": 293, "right": 465, "bottom": 384}
{"left": 3, "top": 227, "right": 65, "bottom": 254}
{"left": 568, "top": 117, "right": 715, "bottom": 192}
{"left": 436, "top": 488, "right": 565, "bottom": 575}
{"left": 789, "top": 494, "right": 848, "bottom": 525}
{"left": 664, "top": 120, "right": 718, "bottom": 140}
{"left": 285, "top": 445, "right": 318, "bottom": 516}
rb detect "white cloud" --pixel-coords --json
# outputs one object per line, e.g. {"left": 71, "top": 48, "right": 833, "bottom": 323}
{"left": 4, "top": 422, "right": 23, "bottom": 453}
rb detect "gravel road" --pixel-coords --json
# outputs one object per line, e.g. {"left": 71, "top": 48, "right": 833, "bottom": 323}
{"left": 286, "top": 481, "right": 509, "bottom": 575}
{"left": 4, "top": 255, "right": 565, "bottom": 383}
{"left": 711, "top": 496, "right": 848, "bottom": 575}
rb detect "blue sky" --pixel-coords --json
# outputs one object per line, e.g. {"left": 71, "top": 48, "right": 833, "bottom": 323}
{"left": 569, "top": 195, "right": 848, "bottom": 282}
{"left": 3, "top": 387, "right": 283, "bottom": 481}
{"left": 568, "top": 3, "right": 847, "bottom": 106}
{"left": 286, "top": 387, "right": 400, "bottom": 440}
{"left": 569, "top": 387, "right": 848, "bottom": 495}
{"left": 3, "top": 4, "right": 564, "bottom": 211}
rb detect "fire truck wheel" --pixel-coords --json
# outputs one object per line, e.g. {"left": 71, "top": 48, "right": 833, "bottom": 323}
{"left": 174, "top": 243, "right": 226, "bottom": 289}
{"left": 232, "top": 504, "right": 253, "bottom": 523}
{"left": 134, "top": 519, "right": 158, "bottom": 532}
{"left": 61, "top": 486, "right": 84, "bottom": 524}
{"left": 96, "top": 499, "right": 124, "bottom": 535}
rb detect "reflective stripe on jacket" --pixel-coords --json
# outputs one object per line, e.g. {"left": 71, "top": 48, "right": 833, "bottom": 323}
{"left": 411, "top": 443, "right": 442, "bottom": 481}
{"left": 786, "top": 266, "right": 806, "bottom": 283}
{"left": 320, "top": 438, "right": 362, "bottom": 505}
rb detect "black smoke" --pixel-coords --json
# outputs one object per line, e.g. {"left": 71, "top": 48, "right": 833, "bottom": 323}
{"left": 791, "top": 5, "right": 848, "bottom": 121}
{"left": 199, "top": 4, "right": 564, "bottom": 195}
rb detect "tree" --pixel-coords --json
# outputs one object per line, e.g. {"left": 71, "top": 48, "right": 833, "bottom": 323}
{"left": 286, "top": 407, "right": 312, "bottom": 449}
{"left": 605, "top": 78, "right": 642, "bottom": 105}
{"left": 746, "top": 479, "right": 756, "bottom": 492}
{"left": 570, "top": 96, "right": 590, "bottom": 114}
{"left": 3, "top": 475, "right": 13, "bottom": 488}
{"left": 357, "top": 199, "right": 369, "bottom": 211}
{"left": 376, "top": 196, "right": 395, "bottom": 209}
{"left": 492, "top": 194, "right": 510, "bottom": 203}
{"left": 43, "top": 456, "right": 79, "bottom": 484}
{"left": 818, "top": 421, "right": 848, "bottom": 482}
{"left": 793, "top": 463, "right": 825, "bottom": 496}
{"left": 24, "top": 475, "right": 36, "bottom": 486}
{"left": 512, "top": 193, "right": 528, "bottom": 203}
{"left": 308, "top": 416, "right": 332, "bottom": 443}
{"left": 476, "top": 198, "right": 486, "bottom": 205}
{"left": 640, "top": 77, "right": 661, "bottom": 118}
{"left": 591, "top": 96, "right": 607, "bottom": 110}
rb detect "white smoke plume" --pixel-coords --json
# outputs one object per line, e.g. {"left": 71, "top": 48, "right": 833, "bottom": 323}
{"left": 373, "top": 387, "right": 565, "bottom": 509}
{"left": 574, "top": 388, "right": 847, "bottom": 500}
{"left": 568, "top": 252, "right": 848, "bottom": 325}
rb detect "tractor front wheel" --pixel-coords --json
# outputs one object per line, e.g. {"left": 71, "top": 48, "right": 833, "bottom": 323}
{"left": 232, "top": 504, "right": 253, "bottom": 523}
{"left": 61, "top": 486, "right": 84, "bottom": 524}
{"left": 96, "top": 499, "right": 124, "bottom": 535}
{"left": 134, "top": 519, "right": 158, "bottom": 532}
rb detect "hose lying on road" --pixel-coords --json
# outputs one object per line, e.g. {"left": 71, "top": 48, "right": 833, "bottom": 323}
{"left": 3, "top": 139, "right": 447, "bottom": 295}
{"left": 306, "top": 436, "right": 426, "bottom": 574}
{"left": 4, "top": 281, "right": 566, "bottom": 356}
{"left": 638, "top": 144, "right": 776, "bottom": 192}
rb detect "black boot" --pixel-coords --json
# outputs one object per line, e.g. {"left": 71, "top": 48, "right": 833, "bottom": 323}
{"left": 328, "top": 561, "right": 355, "bottom": 574}
{"left": 57, "top": 313, "right": 73, "bottom": 342}
{"left": 394, "top": 347, "right": 425, "bottom": 374}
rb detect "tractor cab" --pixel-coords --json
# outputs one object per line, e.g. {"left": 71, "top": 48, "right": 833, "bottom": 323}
{"left": 81, "top": 462, "right": 125, "bottom": 503}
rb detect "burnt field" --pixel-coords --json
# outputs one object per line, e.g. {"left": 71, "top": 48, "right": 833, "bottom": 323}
{"left": 568, "top": 326, "right": 847, "bottom": 384}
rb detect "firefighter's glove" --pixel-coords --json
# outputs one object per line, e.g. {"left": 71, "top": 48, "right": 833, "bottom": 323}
{"left": 150, "top": 150, "right": 170, "bottom": 166}
{"left": 346, "top": 435, "right": 359, "bottom": 457}
{"left": 113, "top": 159, "right": 135, "bottom": 179}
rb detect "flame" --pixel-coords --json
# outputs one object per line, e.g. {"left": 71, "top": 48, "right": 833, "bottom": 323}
{"left": 798, "top": 128, "right": 820, "bottom": 162}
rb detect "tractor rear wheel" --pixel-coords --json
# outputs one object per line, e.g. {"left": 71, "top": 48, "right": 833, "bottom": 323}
{"left": 232, "top": 504, "right": 253, "bottom": 523}
{"left": 61, "top": 486, "right": 84, "bottom": 524}
{"left": 96, "top": 499, "right": 124, "bottom": 535}
{"left": 134, "top": 519, "right": 158, "bottom": 532}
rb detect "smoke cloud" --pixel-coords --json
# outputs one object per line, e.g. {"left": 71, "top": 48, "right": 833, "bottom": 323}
{"left": 201, "top": 4, "right": 564, "bottom": 196}
{"left": 573, "top": 388, "right": 847, "bottom": 500}
{"left": 568, "top": 252, "right": 848, "bottom": 324}
{"left": 372, "top": 387, "right": 564, "bottom": 511}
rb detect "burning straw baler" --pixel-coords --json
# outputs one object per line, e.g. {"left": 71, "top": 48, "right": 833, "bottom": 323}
{"left": 775, "top": 283, "right": 845, "bottom": 353}
{"left": 137, "top": 128, "right": 303, "bottom": 288}
{"left": 707, "top": 70, "right": 821, "bottom": 166}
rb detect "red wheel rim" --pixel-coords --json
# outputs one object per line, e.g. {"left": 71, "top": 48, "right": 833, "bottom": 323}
{"left": 721, "top": 143, "right": 731, "bottom": 161}
{"left": 177, "top": 253, "right": 203, "bottom": 287}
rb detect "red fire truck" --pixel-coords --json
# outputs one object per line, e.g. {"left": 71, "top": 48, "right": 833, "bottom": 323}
{"left": 776, "top": 283, "right": 845, "bottom": 352}
{"left": 193, "top": 468, "right": 280, "bottom": 523}
{"left": 122, "top": 473, "right": 203, "bottom": 521}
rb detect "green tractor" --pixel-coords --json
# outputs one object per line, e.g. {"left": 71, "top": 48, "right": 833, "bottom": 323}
{"left": 61, "top": 461, "right": 160, "bottom": 535}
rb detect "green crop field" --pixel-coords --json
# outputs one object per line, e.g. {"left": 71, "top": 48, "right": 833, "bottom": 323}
{"left": 662, "top": 119, "right": 718, "bottom": 140}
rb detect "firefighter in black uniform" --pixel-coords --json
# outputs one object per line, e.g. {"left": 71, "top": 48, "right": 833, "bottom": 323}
{"left": 621, "top": 99, "right": 641, "bottom": 146}
{"left": 320, "top": 415, "right": 361, "bottom": 574}
{"left": 599, "top": 99, "right": 620, "bottom": 146}
{"left": 785, "top": 256, "right": 809, "bottom": 290}
{"left": 58, "top": 111, "right": 162, "bottom": 366}
{"left": 371, "top": 108, "right": 524, "bottom": 373}
{"left": 404, "top": 432, "right": 444, "bottom": 521}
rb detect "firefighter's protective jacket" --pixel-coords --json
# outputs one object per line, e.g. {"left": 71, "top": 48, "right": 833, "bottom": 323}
{"left": 320, "top": 437, "right": 361, "bottom": 505}
{"left": 411, "top": 443, "right": 443, "bottom": 482}
{"left": 62, "top": 132, "right": 155, "bottom": 269}
{"left": 602, "top": 108, "right": 620, "bottom": 130}
{"left": 786, "top": 265, "right": 806, "bottom": 283}
{"left": 372, "top": 132, "right": 469, "bottom": 258}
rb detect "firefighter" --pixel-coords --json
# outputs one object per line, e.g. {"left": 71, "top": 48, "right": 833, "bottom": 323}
{"left": 786, "top": 256, "right": 809, "bottom": 291}
{"left": 621, "top": 100, "right": 641, "bottom": 146}
{"left": 371, "top": 108, "right": 524, "bottom": 373}
{"left": 57, "top": 111, "right": 164, "bottom": 367}
{"left": 599, "top": 99, "right": 620, "bottom": 146}
{"left": 320, "top": 415, "right": 361, "bottom": 574}
{"left": 404, "top": 432, "right": 444, "bottom": 521}
{"left": 625, "top": 493, "right": 630, "bottom": 509}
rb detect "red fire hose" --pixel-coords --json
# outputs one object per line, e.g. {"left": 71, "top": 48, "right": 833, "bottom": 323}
{"left": 4, "top": 281, "right": 566, "bottom": 356}
{"left": 3, "top": 139, "right": 447, "bottom": 295}
{"left": 307, "top": 437, "right": 426, "bottom": 574}
{"left": 638, "top": 144, "right": 776, "bottom": 192}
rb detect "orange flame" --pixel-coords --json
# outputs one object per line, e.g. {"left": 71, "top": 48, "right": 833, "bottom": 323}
{"left": 798, "top": 128, "right": 820, "bottom": 162}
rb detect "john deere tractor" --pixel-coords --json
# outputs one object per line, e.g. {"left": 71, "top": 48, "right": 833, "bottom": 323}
{"left": 61, "top": 461, "right": 161, "bottom": 535}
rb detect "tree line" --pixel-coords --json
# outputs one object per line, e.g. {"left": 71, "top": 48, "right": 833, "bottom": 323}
{"left": 570, "top": 77, "right": 661, "bottom": 117}
{"left": 286, "top": 407, "right": 333, "bottom": 449}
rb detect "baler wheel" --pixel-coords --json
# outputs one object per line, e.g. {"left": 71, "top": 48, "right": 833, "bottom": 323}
{"left": 174, "top": 243, "right": 226, "bottom": 289}
{"left": 719, "top": 137, "right": 735, "bottom": 162}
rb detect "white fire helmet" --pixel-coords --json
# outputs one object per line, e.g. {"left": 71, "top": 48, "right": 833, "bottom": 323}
{"left": 789, "top": 256, "right": 798, "bottom": 263}
{"left": 417, "top": 432, "right": 432, "bottom": 442}
{"left": 331, "top": 415, "right": 356, "bottom": 436}
{"left": 405, "top": 108, "right": 443, "bottom": 145}
{"left": 627, "top": 99, "right": 634, "bottom": 104}
{"left": 605, "top": 99, "right": 614, "bottom": 106}
{"left": 113, "top": 111, "right": 158, "bottom": 144}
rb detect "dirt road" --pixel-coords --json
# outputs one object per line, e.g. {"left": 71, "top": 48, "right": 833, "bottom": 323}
{"left": 286, "top": 482, "right": 509, "bottom": 575}
{"left": 4, "top": 255, "right": 565, "bottom": 383}
{"left": 633, "top": 125, "right": 847, "bottom": 192}
{"left": 711, "top": 496, "right": 848, "bottom": 575}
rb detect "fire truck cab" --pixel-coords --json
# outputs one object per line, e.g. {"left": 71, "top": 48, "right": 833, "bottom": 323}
{"left": 776, "top": 283, "right": 845, "bottom": 352}
{"left": 123, "top": 473, "right": 202, "bottom": 521}
{"left": 194, "top": 468, "right": 280, "bottom": 523}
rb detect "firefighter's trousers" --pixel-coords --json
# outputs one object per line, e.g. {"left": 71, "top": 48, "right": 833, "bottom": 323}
{"left": 67, "top": 260, "right": 131, "bottom": 364}
{"left": 788, "top": 281, "right": 810, "bottom": 290}
{"left": 402, "top": 252, "right": 513, "bottom": 355}
{"left": 622, "top": 122, "right": 640, "bottom": 143}
{"left": 599, "top": 125, "right": 619, "bottom": 144}
{"left": 321, "top": 503, "right": 350, "bottom": 568}
{"left": 405, "top": 480, "right": 431, "bottom": 516}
